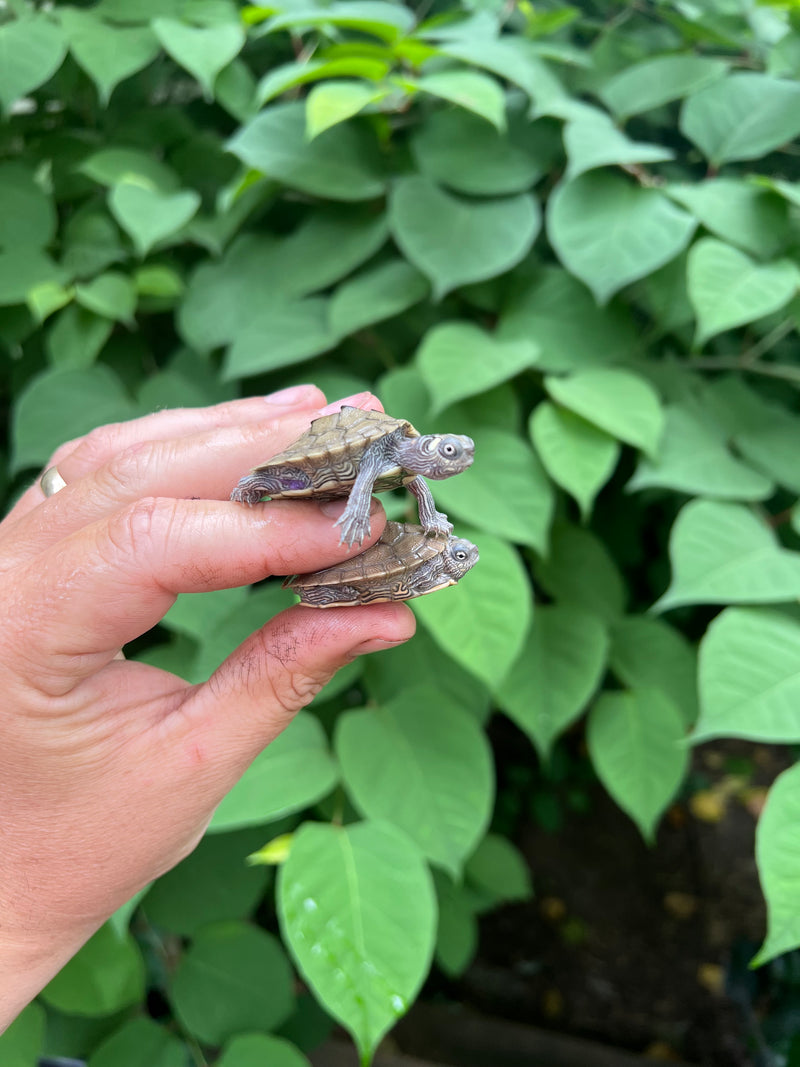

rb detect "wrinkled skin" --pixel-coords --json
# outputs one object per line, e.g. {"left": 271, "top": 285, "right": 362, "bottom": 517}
{"left": 0, "top": 386, "right": 414, "bottom": 1032}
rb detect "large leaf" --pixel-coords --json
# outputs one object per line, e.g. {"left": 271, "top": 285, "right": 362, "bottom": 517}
{"left": 87, "top": 1017, "right": 186, "bottom": 1067}
{"left": 600, "top": 54, "right": 728, "bottom": 120}
{"left": 109, "top": 180, "right": 201, "bottom": 258}
{"left": 42, "top": 924, "right": 145, "bottom": 1016}
{"left": 680, "top": 72, "right": 800, "bottom": 167}
{"left": 0, "top": 14, "right": 66, "bottom": 111}
{"left": 416, "top": 70, "right": 507, "bottom": 131}
{"left": 336, "top": 686, "right": 494, "bottom": 875}
{"left": 306, "top": 80, "right": 386, "bottom": 139}
{"left": 389, "top": 176, "right": 539, "bottom": 300}
{"left": 153, "top": 18, "right": 244, "bottom": 98}
{"left": 547, "top": 172, "right": 696, "bottom": 304}
{"left": 228, "top": 102, "right": 385, "bottom": 201}
{"left": 498, "top": 605, "right": 608, "bottom": 760}
{"left": 170, "top": 922, "right": 294, "bottom": 1045}
{"left": 416, "top": 321, "right": 538, "bottom": 415}
{"left": 432, "top": 429, "right": 554, "bottom": 551}
{"left": 223, "top": 295, "right": 336, "bottom": 379}
{"left": 414, "top": 528, "right": 533, "bottom": 692}
{"left": 695, "top": 608, "right": 800, "bottom": 743}
{"left": 536, "top": 523, "right": 627, "bottom": 624}
{"left": 0, "top": 248, "right": 68, "bottom": 308}
{"left": 545, "top": 368, "right": 664, "bottom": 458}
{"left": 0, "top": 162, "right": 57, "bottom": 250}
{"left": 753, "top": 763, "right": 800, "bottom": 965}
{"left": 261, "top": 2, "right": 415, "bottom": 42}
{"left": 0, "top": 1003, "right": 45, "bottom": 1067}
{"left": 587, "top": 689, "right": 688, "bottom": 843}
{"left": 278, "top": 821, "right": 436, "bottom": 1064}
{"left": 209, "top": 713, "right": 339, "bottom": 831}
{"left": 217, "top": 1034, "right": 311, "bottom": 1067}
{"left": 654, "top": 499, "right": 800, "bottom": 612}
{"left": 529, "top": 401, "right": 620, "bottom": 521}
{"left": 60, "top": 8, "right": 159, "bottom": 106}
{"left": 687, "top": 238, "right": 799, "bottom": 346}
{"left": 610, "top": 616, "right": 699, "bottom": 728}
{"left": 665, "top": 179, "right": 789, "bottom": 260}
{"left": 563, "top": 113, "right": 673, "bottom": 180}
{"left": 329, "top": 259, "right": 429, "bottom": 338}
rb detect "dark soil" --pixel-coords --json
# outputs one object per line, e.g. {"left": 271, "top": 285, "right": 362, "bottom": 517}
{"left": 418, "top": 733, "right": 790, "bottom": 1067}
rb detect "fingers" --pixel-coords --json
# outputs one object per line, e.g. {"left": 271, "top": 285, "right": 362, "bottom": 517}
{"left": 2, "top": 392, "right": 383, "bottom": 565}
{"left": 9, "top": 494, "right": 387, "bottom": 695}
{"left": 178, "top": 602, "right": 416, "bottom": 766}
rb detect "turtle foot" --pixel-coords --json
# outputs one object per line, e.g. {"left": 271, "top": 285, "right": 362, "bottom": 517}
{"left": 335, "top": 512, "right": 371, "bottom": 548}
{"left": 423, "top": 511, "right": 454, "bottom": 538}
{"left": 231, "top": 484, "right": 266, "bottom": 506}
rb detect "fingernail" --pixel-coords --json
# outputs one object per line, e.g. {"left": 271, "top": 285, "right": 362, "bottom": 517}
{"left": 350, "top": 637, "right": 409, "bottom": 656}
{"left": 265, "top": 384, "right": 319, "bottom": 405}
{"left": 319, "top": 391, "right": 378, "bottom": 416}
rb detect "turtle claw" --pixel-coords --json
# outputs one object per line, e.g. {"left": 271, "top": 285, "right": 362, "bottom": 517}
{"left": 335, "top": 511, "right": 371, "bottom": 548}
{"left": 424, "top": 512, "right": 454, "bottom": 538}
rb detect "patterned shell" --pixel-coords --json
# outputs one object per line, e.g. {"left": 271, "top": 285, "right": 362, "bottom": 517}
{"left": 289, "top": 521, "right": 447, "bottom": 592}
{"left": 251, "top": 406, "right": 417, "bottom": 494}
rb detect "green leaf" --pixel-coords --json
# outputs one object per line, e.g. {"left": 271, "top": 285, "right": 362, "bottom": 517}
{"left": 223, "top": 295, "right": 335, "bottom": 379}
{"left": 498, "top": 266, "right": 638, "bottom": 373}
{"left": 416, "top": 70, "right": 507, "bottom": 131}
{"left": 687, "top": 238, "right": 799, "bottom": 346}
{"left": 109, "top": 180, "right": 201, "bottom": 258}
{"left": 364, "top": 626, "right": 490, "bottom": 724}
{"left": 734, "top": 405, "right": 800, "bottom": 495}
{"left": 435, "top": 877, "right": 478, "bottom": 978}
{"left": 163, "top": 587, "right": 249, "bottom": 642}
{"left": 134, "top": 264, "right": 184, "bottom": 299}
{"left": 75, "top": 270, "right": 136, "bottom": 324}
{"left": 547, "top": 172, "right": 696, "bottom": 305}
{"left": 329, "top": 258, "right": 429, "bottom": 337}
{"left": 529, "top": 401, "right": 620, "bottom": 521}
{"left": 62, "top": 210, "right": 126, "bottom": 279}
{"left": 0, "top": 14, "right": 67, "bottom": 111}
{"left": 628, "top": 400, "right": 773, "bottom": 501}
{"left": 610, "top": 617, "right": 699, "bottom": 729}
{"left": 498, "top": 605, "right": 608, "bottom": 760}
{"left": 389, "top": 176, "right": 539, "bottom": 300}
{"left": 59, "top": 8, "right": 159, "bottom": 106}
{"left": 433, "top": 429, "right": 554, "bottom": 551}
{"left": 78, "top": 148, "right": 179, "bottom": 191}
{"left": 600, "top": 54, "right": 728, "bottom": 121}
{"left": 0, "top": 1002, "right": 45, "bottom": 1067}
{"left": 42, "top": 923, "right": 145, "bottom": 1016}
{"left": 306, "top": 80, "right": 385, "bottom": 139}
{"left": 170, "top": 921, "right": 294, "bottom": 1045}
{"left": 654, "top": 500, "right": 800, "bottom": 612}
{"left": 563, "top": 113, "right": 673, "bottom": 180}
{"left": 536, "top": 522, "right": 627, "bottom": 625}
{"left": 87, "top": 1017, "right": 186, "bottom": 1067}
{"left": 12, "top": 365, "right": 136, "bottom": 472}
{"left": 695, "top": 608, "right": 800, "bottom": 743}
{"left": 142, "top": 826, "right": 270, "bottom": 936}
{"left": 586, "top": 689, "right": 688, "bottom": 843}
{"left": 753, "top": 762, "right": 800, "bottom": 965}
{"left": 665, "top": 180, "right": 789, "bottom": 260}
{"left": 47, "top": 305, "right": 113, "bottom": 369}
{"left": 411, "top": 107, "right": 557, "bottom": 196}
{"left": 465, "top": 833, "right": 532, "bottom": 903}
{"left": 153, "top": 18, "right": 244, "bottom": 98}
{"left": 278, "top": 821, "right": 436, "bottom": 1064}
{"left": 680, "top": 72, "right": 800, "bottom": 167}
{"left": 257, "top": 56, "right": 391, "bottom": 107}
{"left": 210, "top": 713, "right": 339, "bottom": 831}
{"left": 0, "top": 248, "right": 68, "bottom": 308}
{"left": 217, "top": 1034, "right": 311, "bottom": 1067}
{"left": 228, "top": 102, "right": 385, "bottom": 201}
{"left": 413, "top": 528, "right": 533, "bottom": 691}
{"left": 336, "top": 686, "right": 494, "bottom": 875}
{"left": 0, "top": 162, "right": 57, "bottom": 249}
{"left": 545, "top": 368, "right": 664, "bottom": 458}
{"left": 261, "top": 2, "right": 415, "bottom": 42}
{"left": 417, "top": 321, "right": 538, "bottom": 415}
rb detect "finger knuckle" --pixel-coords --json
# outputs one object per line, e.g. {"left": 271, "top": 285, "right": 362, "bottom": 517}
{"left": 103, "top": 496, "right": 172, "bottom": 563}
{"left": 69, "top": 424, "right": 127, "bottom": 470}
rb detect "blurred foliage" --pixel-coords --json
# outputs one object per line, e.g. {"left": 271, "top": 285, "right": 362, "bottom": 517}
{"left": 6, "top": 0, "right": 800, "bottom": 1063}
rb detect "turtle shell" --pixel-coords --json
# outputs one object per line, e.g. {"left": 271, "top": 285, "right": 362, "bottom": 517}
{"left": 288, "top": 521, "right": 449, "bottom": 598}
{"left": 251, "top": 406, "right": 417, "bottom": 496}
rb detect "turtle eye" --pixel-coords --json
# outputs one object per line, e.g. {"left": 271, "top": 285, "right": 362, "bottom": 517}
{"left": 440, "top": 439, "right": 459, "bottom": 458}
{"left": 454, "top": 549, "right": 467, "bottom": 561}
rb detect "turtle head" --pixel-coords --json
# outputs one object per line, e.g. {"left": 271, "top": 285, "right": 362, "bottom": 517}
{"left": 398, "top": 433, "right": 474, "bottom": 479}
{"left": 444, "top": 536, "right": 480, "bottom": 579}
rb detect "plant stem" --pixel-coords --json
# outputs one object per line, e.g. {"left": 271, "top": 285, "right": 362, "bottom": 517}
{"left": 739, "top": 317, "right": 795, "bottom": 366}
{"left": 687, "top": 358, "right": 800, "bottom": 384}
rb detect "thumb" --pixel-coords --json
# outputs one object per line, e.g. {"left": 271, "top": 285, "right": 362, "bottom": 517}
{"left": 180, "top": 601, "right": 416, "bottom": 768}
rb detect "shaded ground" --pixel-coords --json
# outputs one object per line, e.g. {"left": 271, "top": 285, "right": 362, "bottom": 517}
{"left": 420, "top": 731, "right": 789, "bottom": 1067}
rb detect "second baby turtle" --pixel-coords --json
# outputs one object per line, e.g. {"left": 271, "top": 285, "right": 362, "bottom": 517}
{"left": 231, "top": 406, "right": 474, "bottom": 546}
{"left": 285, "top": 521, "right": 479, "bottom": 606}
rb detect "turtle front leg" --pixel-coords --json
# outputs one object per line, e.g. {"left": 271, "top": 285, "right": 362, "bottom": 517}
{"left": 408, "top": 477, "right": 453, "bottom": 537}
{"left": 335, "top": 449, "right": 387, "bottom": 547}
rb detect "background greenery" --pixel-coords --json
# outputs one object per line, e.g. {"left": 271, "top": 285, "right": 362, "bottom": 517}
{"left": 4, "top": 0, "right": 800, "bottom": 1063}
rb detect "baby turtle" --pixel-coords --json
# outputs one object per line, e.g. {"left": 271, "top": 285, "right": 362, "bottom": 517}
{"left": 231, "top": 406, "right": 474, "bottom": 546}
{"left": 285, "top": 521, "right": 479, "bottom": 607}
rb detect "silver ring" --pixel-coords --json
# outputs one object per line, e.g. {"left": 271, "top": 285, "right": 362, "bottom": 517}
{"left": 40, "top": 466, "right": 67, "bottom": 497}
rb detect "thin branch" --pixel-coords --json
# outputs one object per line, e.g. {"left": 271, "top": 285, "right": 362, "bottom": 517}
{"left": 686, "top": 357, "right": 800, "bottom": 384}
{"left": 740, "top": 316, "right": 796, "bottom": 366}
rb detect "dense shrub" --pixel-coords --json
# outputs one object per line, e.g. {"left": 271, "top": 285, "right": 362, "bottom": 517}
{"left": 5, "top": 0, "right": 800, "bottom": 1062}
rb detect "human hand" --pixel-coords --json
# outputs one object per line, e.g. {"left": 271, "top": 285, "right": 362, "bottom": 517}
{"left": 0, "top": 385, "right": 415, "bottom": 1029}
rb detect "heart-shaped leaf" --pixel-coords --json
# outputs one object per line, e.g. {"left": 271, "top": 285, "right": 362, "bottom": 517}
{"left": 153, "top": 18, "right": 244, "bottom": 98}
{"left": 687, "top": 237, "right": 799, "bottom": 346}
{"left": 110, "top": 180, "right": 200, "bottom": 257}
{"left": 60, "top": 8, "right": 159, "bottom": 106}
{"left": 389, "top": 176, "right": 539, "bottom": 300}
{"left": 654, "top": 499, "right": 800, "bottom": 612}
{"left": 416, "top": 321, "right": 538, "bottom": 414}
{"left": 306, "top": 80, "right": 386, "bottom": 139}
{"left": 563, "top": 113, "right": 672, "bottom": 180}
{"left": 0, "top": 15, "right": 66, "bottom": 112}
{"left": 416, "top": 70, "right": 506, "bottom": 131}
{"left": 753, "top": 763, "right": 800, "bottom": 965}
